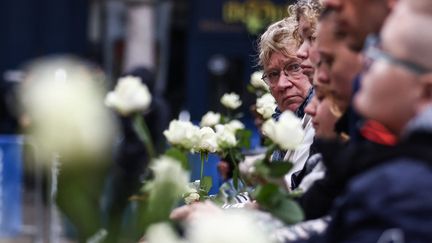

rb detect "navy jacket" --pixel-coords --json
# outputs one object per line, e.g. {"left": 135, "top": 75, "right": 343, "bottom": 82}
{"left": 295, "top": 128, "right": 432, "bottom": 243}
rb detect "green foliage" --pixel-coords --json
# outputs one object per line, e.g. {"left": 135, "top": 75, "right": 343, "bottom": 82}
{"left": 236, "top": 129, "right": 252, "bottom": 149}
{"left": 164, "top": 147, "right": 189, "bottom": 170}
{"left": 194, "top": 176, "right": 214, "bottom": 201}
{"left": 266, "top": 162, "right": 293, "bottom": 178}
{"left": 135, "top": 181, "right": 182, "bottom": 239}
{"left": 254, "top": 184, "right": 304, "bottom": 225}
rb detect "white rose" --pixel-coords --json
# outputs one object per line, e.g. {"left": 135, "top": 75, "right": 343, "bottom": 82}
{"left": 262, "top": 111, "right": 304, "bottom": 150}
{"left": 186, "top": 210, "right": 274, "bottom": 243}
{"left": 164, "top": 120, "right": 200, "bottom": 150}
{"left": 256, "top": 93, "right": 277, "bottom": 119}
{"left": 220, "top": 92, "right": 242, "bottom": 110}
{"left": 150, "top": 156, "right": 190, "bottom": 195}
{"left": 196, "top": 127, "right": 219, "bottom": 153}
{"left": 184, "top": 191, "right": 200, "bottom": 205}
{"left": 239, "top": 154, "right": 263, "bottom": 176}
{"left": 250, "top": 71, "right": 269, "bottom": 91}
{"left": 20, "top": 58, "right": 117, "bottom": 165}
{"left": 225, "top": 120, "right": 245, "bottom": 132}
{"left": 215, "top": 124, "right": 237, "bottom": 149}
{"left": 199, "top": 111, "right": 221, "bottom": 127}
{"left": 146, "top": 223, "right": 186, "bottom": 243}
{"left": 105, "top": 76, "right": 152, "bottom": 116}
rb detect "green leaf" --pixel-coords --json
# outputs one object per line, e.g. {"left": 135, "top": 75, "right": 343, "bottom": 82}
{"left": 228, "top": 149, "right": 244, "bottom": 164}
{"left": 255, "top": 161, "right": 270, "bottom": 177}
{"left": 236, "top": 129, "right": 252, "bottom": 149}
{"left": 247, "top": 84, "right": 256, "bottom": 94}
{"left": 268, "top": 199, "right": 304, "bottom": 225}
{"left": 132, "top": 114, "right": 156, "bottom": 158}
{"left": 219, "top": 115, "right": 227, "bottom": 124}
{"left": 200, "top": 176, "right": 213, "bottom": 194}
{"left": 164, "top": 147, "right": 189, "bottom": 170}
{"left": 233, "top": 167, "right": 239, "bottom": 190}
{"left": 253, "top": 184, "right": 283, "bottom": 206}
{"left": 266, "top": 162, "right": 293, "bottom": 178}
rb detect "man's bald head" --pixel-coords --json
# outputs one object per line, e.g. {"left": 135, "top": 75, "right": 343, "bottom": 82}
{"left": 400, "top": 0, "right": 432, "bottom": 15}
{"left": 382, "top": 4, "right": 432, "bottom": 71}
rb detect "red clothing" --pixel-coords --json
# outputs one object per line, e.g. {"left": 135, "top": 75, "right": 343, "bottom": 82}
{"left": 360, "top": 120, "right": 398, "bottom": 146}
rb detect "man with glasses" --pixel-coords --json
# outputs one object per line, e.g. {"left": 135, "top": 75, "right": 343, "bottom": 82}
{"left": 258, "top": 17, "right": 315, "bottom": 189}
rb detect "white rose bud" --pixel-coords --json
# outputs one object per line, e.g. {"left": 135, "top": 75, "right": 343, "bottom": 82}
{"left": 256, "top": 93, "right": 277, "bottom": 119}
{"left": 196, "top": 127, "right": 219, "bottom": 153}
{"left": 220, "top": 92, "right": 242, "bottom": 110}
{"left": 200, "top": 111, "right": 221, "bottom": 127}
{"left": 215, "top": 124, "right": 237, "bottom": 149}
{"left": 184, "top": 191, "right": 201, "bottom": 205}
{"left": 164, "top": 120, "right": 200, "bottom": 150}
{"left": 239, "top": 156, "right": 259, "bottom": 176}
{"left": 225, "top": 120, "right": 245, "bottom": 132}
{"left": 262, "top": 111, "right": 304, "bottom": 150}
{"left": 150, "top": 156, "right": 190, "bottom": 196}
{"left": 250, "top": 71, "right": 269, "bottom": 91}
{"left": 105, "top": 76, "right": 152, "bottom": 116}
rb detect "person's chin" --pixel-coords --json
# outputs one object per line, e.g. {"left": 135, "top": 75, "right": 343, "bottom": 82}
{"left": 284, "top": 103, "right": 301, "bottom": 113}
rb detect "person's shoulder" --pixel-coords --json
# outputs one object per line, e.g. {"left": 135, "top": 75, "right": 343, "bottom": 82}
{"left": 348, "top": 158, "right": 432, "bottom": 199}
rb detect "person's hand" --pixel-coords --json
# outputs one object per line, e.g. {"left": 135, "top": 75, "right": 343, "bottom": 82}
{"left": 170, "top": 204, "right": 193, "bottom": 221}
{"left": 170, "top": 201, "right": 223, "bottom": 222}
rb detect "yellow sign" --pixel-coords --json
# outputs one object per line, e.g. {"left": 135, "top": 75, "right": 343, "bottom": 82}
{"left": 222, "top": 0, "right": 291, "bottom": 34}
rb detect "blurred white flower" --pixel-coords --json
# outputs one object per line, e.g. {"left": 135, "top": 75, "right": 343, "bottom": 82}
{"left": 239, "top": 154, "right": 263, "bottom": 176}
{"left": 250, "top": 71, "right": 269, "bottom": 92}
{"left": 199, "top": 111, "right": 221, "bottom": 127}
{"left": 256, "top": 93, "right": 277, "bottom": 119}
{"left": 145, "top": 223, "right": 185, "bottom": 243}
{"left": 150, "top": 156, "right": 190, "bottom": 196}
{"left": 164, "top": 120, "right": 200, "bottom": 150}
{"left": 215, "top": 124, "right": 237, "bottom": 149}
{"left": 105, "top": 76, "right": 152, "bottom": 116}
{"left": 186, "top": 210, "right": 274, "bottom": 243}
{"left": 20, "top": 57, "right": 117, "bottom": 164}
{"left": 262, "top": 111, "right": 304, "bottom": 150}
{"left": 225, "top": 119, "right": 245, "bottom": 132}
{"left": 196, "top": 127, "right": 219, "bottom": 153}
{"left": 184, "top": 181, "right": 200, "bottom": 204}
{"left": 220, "top": 92, "right": 242, "bottom": 110}
{"left": 184, "top": 190, "right": 200, "bottom": 205}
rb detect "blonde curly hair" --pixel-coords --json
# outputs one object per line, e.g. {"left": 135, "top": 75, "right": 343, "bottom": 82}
{"left": 257, "top": 17, "right": 299, "bottom": 67}
{"left": 288, "top": 0, "right": 323, "bottom": 43}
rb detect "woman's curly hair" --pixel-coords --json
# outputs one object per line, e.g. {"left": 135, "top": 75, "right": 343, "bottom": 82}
{"left": 288, "top": 0, "right": 323, "bottom": 43}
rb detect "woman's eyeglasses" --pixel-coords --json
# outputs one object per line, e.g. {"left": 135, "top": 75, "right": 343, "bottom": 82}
{"left": 261, "top": 61, "right": 304, "bottom": 85}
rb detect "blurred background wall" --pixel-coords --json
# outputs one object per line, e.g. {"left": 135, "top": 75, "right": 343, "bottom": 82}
{"left": 1, "top": 0, "right": 294, "bottom": 133}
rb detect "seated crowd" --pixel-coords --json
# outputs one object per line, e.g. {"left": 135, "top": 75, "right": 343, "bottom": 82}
{"left": 170, "top": 0, "right": 432, "bottom": 242}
